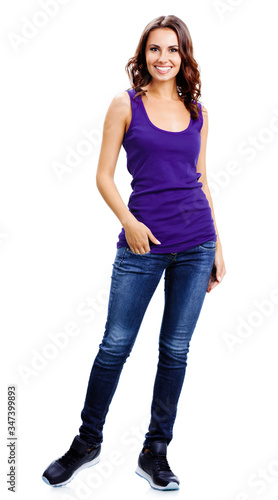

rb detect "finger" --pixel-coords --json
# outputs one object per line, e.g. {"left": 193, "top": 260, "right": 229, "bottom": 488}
{"left": 213, "top": 264, "right": 223, "bottom": 283}
{"left": 207, "top": 281, "right": 218, "bottom": 292}
{"left": 139, "top": 247, "right": 150, "bottom": 254}
{"left": 147, "top": 230, "right": 161, "bottom": 246}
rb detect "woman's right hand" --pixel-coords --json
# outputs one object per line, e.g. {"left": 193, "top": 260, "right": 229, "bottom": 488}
{"left": 123, "top": 218, "right": 161, "bottom": 254}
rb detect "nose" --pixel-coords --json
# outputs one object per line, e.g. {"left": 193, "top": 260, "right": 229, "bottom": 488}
{"left": 157, "top": 50, "right": 169, "bottom": 64}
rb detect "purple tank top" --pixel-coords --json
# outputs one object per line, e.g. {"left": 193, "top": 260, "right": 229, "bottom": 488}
{"left": 116, "top": 88, "right": 217, "bottom": 253}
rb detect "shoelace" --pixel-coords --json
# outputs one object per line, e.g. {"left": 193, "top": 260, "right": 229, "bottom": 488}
{"left": 58, "top": 448, "right": 82, "bottom": 468}
{"left": 153, "top": 455, "right": 172, "bottom": 473}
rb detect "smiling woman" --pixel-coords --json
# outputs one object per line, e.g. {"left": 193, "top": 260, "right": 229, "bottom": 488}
{"left": 42, "top": 14, "right": 226, "bottom": 493}
{"left": 125, "top": 15, "right": 202, "bottom": 120}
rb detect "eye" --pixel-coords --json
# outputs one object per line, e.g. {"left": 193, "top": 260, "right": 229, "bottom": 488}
{"left": 170, "top": 48, "right": 178, "bottom": 52}
{"left": 150, "top": 47, "right": 158, "bottom": 51}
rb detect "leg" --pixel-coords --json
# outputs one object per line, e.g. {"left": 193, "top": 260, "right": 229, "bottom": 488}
{"left": 144, "top": 241, "right": 216, "bottom": 446}
{"left": 79, "top": 247, "right": 165, "bottom": 446}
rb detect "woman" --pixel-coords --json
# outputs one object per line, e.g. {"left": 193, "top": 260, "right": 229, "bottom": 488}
{"left": 42, "top": 14, "right": 226, "bottom": 491}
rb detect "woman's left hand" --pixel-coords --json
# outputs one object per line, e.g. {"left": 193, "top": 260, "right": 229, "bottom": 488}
{"left": 207, "top": 245, "right": 226, "bottom": 293}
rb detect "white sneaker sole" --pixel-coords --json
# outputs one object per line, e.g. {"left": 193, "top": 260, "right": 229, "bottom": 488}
{"left": 42, "top": 454, "right": 100, "bottom": 487}
{"left": 135, "top": 465, "right": 180, "bottom": 490}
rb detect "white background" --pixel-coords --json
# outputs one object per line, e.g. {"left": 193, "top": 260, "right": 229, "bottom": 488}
{"left": 1, "top": 1, "right": 278, "bottom": 499}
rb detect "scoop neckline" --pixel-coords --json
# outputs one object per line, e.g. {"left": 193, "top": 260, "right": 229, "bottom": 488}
{"left": 139, "top": 91, "right": 193, "bottom": 134}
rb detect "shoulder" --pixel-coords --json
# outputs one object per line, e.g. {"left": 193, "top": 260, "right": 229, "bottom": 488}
{"left": 110, "top": 90, "right": 131, "bottom": 110}
{"left": 105, "top": 90, "right": 131, "bottom": 122}
{"left": 201, "top": 103, "right": 208, "bottom": 115}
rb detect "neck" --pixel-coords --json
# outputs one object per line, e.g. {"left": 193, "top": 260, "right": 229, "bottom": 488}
{"left": 145, "top": 80, "right": 179, "bottom": 101}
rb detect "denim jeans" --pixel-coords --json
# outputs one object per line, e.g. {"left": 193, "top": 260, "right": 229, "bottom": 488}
{"left": 79, "top": 240, "right": 216, "bottom": 448}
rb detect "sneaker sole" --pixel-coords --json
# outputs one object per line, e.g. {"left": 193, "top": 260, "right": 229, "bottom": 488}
{"left": 135, "top": 465, "right": 179, "bottom": 491}
{"left": 42, "top": 454, "right": 100, "bottom": 487}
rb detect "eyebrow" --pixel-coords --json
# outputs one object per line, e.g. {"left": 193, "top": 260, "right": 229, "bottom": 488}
{"left": 148, "top": 44, "right": 179, "bottom": 48}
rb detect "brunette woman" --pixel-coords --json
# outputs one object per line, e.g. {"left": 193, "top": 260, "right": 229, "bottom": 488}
{"left": 42, "top": 14, "right": 226, "bottom": 491}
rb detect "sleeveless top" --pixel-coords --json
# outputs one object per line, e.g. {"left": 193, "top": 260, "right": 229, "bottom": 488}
{"left": 116, "top": 88, "right": 217, "bottom": 253}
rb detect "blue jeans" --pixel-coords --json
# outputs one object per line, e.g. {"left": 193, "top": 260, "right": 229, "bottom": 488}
{"left": 79, "top": 240, "right": 216, "bottom": 447}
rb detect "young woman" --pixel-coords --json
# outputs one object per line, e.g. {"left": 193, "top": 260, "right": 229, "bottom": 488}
{"left": 42, "top": 14, "right": 226, "bottom": 491}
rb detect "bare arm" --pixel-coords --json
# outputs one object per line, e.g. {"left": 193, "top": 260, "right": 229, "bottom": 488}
{"left": 96, "top": 91, "right": 161, "bottom": 253}
{"left": 196, "top": 105, "right": 226, "bottom": 289}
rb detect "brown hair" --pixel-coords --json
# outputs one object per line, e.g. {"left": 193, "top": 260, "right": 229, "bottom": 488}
{"left": 125, "top": 15, "right": 202, "bottom": 120}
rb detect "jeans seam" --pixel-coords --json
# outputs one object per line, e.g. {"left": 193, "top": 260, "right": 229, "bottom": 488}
{"left": 117, "top": 247, "right": 128, "bottom": 268}
{"left": 198, "top": 241, "right": 216, "bottom": 250}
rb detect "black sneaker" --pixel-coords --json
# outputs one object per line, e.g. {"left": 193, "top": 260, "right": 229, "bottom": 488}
{"left": 42, "top": 435, "right": 101, "bottom": 487}
{"left": 136, "top": 441, "right": 180, "bottom": 490}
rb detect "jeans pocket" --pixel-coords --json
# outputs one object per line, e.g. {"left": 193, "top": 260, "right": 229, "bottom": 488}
{"left": 126, "top": 248, "right": 151, "bottom": 255}
{"left": 198, "top": 240, "right": 216, "bottom": 250}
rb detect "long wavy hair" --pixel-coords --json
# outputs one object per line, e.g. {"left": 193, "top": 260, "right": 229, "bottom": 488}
{"left": 125, "top": 15, "right": 202, "bottom": 120}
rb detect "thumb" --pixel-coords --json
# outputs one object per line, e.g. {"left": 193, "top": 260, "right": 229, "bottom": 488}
{"left": 147, "top": 229, "right": 161, "bottom": 246}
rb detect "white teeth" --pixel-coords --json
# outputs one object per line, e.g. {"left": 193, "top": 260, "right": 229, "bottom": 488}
{"left": 155, "top": 66, "right": 172, "bottom": 73}
{"left": 156, "top": 66, "right": 172, "bottom": 73}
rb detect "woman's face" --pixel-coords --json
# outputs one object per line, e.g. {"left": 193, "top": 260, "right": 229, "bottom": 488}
{"left": 145, "top": 28, "right": 182, "bottom": 82}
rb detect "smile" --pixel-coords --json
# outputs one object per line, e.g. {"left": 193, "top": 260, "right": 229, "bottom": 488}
{"left": 154, "top": 66, "right": 172, "bottom": 74}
